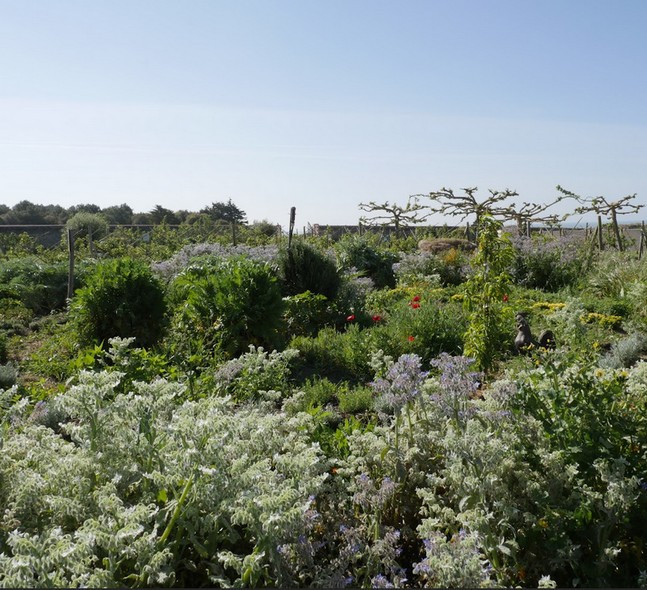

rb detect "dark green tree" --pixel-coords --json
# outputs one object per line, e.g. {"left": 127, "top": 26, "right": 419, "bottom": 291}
{"left": 68, "top": 204, "right": 102, "bottom": 216}
{"left": 4, "top": 201, "right": 65, "bottom": 224}
{"left": 102, "top": 204, "right": 134, "bottom": 225}
{"left": 149, "top": 205, "right": 180, "bottom": 225}
{"left": 201, "top": 199, "right": 247, "bottom": 224}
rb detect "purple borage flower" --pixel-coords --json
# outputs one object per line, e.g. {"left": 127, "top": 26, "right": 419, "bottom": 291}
{"left": 370, "top": 353, "right": 429, "bottom": 414}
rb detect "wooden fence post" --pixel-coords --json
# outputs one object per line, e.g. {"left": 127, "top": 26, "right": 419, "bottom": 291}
{"left": 597, "top": 215, "right": 604, "bottom": 251}
{"left": 67, "top": 229, "right": 75, "bottom": 299}
{"left": 288, "top": 207, "right": 296, "bottom": 248}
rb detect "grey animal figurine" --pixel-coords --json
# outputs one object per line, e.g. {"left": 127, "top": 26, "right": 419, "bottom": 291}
{"left": 514, "top": 312, "right": 555, "bottom": 354}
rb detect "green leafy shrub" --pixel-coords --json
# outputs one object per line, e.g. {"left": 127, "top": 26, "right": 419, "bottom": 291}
{"left": 336, "top": 234, "right": 397, "bottom": 289}
{"left": 513, "top": 354, "right": 647, "bottom": 477}
{"left": 510, "top": 234, "right": 585, "bottom": 292}
{"left": 68, "top": 336, "right": 175, "bottom": 395}
{"left": 0, "top": 332, "right": 7, "bottom": 364}
{"left": 291, "top": 295, "right": 465, "bottom": 383}
{"left": 338, "top": 384, "right": 374, "bottom": 414}
{"left": 295, "top": 377, "right": 374, "bottom": 414}
{"left": 70, "top": 257, "right": 167, "bottom": 348}
{"left": 282, "top": 291, "right": 333, "bottom": 338}
{"left": 298, "top": 377, "right": 339, "bottom": 409}
{"left": 463, "top": 217, "right": 515, "bottom": 371}
{"left": 0, "top": 257, "right": 86, "bottom": 315}
{"left": 369, "top": 296, "right": 466, "bottom": 364}
{"left": 291, "top": 324, "right": 374, "bottom": 383}
{"left": 579, "top": 293, "right": 633, "bottom": 322}
{"left": 170, "top": 256, "right": 284, "bottom": 358}
{"left": 330, "top": 273, "right": 376, "bottom": 329}
{"left": 65, "top": 211, "right": 109, "bottom": 239}
{"left": 278, "top": 241, "right": 341, "bottom": 299}
{"left": 0, "top": 362, "right": 18, "bottom": 389}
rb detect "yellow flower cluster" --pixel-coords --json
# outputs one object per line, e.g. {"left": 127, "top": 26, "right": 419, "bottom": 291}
{"left": 581, "top": 312, "right": 623, "bottom": 329}
{"left": 531, "top": 302, "right": 566, "bottom": 312}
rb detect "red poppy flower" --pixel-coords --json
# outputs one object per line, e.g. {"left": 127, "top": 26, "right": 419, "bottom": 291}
{"left": 503, "top": 294, "right": 509, "bottom": 302}
{"left": 408, "top": 335, "right": 415, "bottom": 342}
{"left": 372, "top": 315, "right": 382, "bottom": 322}
{"left": 411, "top": 302, "right": 420, "bottom": 309}
{"left": 346, "top": 314, "right": 356, "bottom": 322}
{"left": 412, "top": 295, "right": 421, "bottom": 302}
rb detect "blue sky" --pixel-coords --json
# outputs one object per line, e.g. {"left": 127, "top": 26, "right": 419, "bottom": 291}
{"left": 1, "top": 0, "right": 646, "bottom": 225}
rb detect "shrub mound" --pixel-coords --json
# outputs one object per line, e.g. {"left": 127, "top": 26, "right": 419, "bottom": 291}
{"left": 70, "top": 257, "right": 167, "bottom": 348}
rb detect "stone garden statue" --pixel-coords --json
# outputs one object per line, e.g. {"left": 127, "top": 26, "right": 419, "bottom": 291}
{"left": 515, "top": 312, "right": 556, "bottom": 354}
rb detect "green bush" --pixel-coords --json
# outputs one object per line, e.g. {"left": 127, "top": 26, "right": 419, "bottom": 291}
{"left": 463, "top": 217, "right": 515, "bottom": 372}
{"left": 336, "top": 234, "right": 397, "bottom": 289}
{"left": 369, "top": 297, "right": 467, "bottom": 365}
{"left": 0, "top": 332, "right": 6, "bottom": 364}
{"left": 294, "top": 377, "right": 374, "bottom": 414}
{"left": 298, "top": 377, "right": 339, "bottom": 409}
{"left": 338, "top": 384, "right": 374, "bottom": 414}
{"left": 0, "top": 363, "right": 17, "bottom": 389}
{"left": 278, "top": 241, "right": 341, "bottom": 299}
{"left": 171, "top": 256, "right": 284, "bottom": 358}
{"left": 580, "top": 293, "right": 633, "bottom": 319}
{"left": 0, "top": 258, "right": 86, "bottom": 315}
{"left": 70, "top": 257, "right": 167, "bottom": 348}
{"left": 510, "top": 234, "right": 585, "bottom": 292}
{"left": 291, "top": 324, "right": 374, "bottom": 383}
{"left": 282, "top": 291, "right": 333, "bottom": 338}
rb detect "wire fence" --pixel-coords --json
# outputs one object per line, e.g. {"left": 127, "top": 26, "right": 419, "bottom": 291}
{"left": 1, "top": 219, "right": 646, "bottom": 258}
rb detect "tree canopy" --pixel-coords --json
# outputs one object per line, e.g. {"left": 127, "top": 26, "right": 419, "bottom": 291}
{"left": 200, "top": 199, "right": 247, "bottom": 224}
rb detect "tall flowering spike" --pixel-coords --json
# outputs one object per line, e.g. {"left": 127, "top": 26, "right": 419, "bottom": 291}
{"left": 371, "top": 353, "right": 429, "bottom": 414}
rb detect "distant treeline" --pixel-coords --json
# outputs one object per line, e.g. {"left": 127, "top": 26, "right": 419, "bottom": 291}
{"left": 0, "top": 199, "right": 251, "bottom": 227}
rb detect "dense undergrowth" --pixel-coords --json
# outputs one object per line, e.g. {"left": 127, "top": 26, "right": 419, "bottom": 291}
{"left": 1, "top": 224, "right": 647, "bottom": 588}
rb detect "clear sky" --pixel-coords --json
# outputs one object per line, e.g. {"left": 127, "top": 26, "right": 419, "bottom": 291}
{"left": 1, "top": 0, "right": 646, "bottom": 226}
